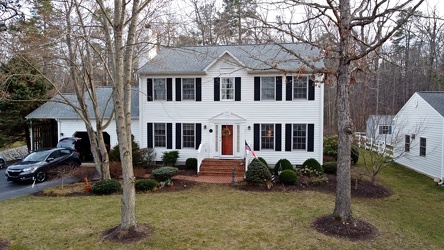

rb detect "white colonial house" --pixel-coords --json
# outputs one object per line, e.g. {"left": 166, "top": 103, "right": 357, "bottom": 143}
{"left": 137, "top": 43, "right": 324, "bottom": 171}
{"left": 393, "top": 92, "right": 444, "bottom": 183}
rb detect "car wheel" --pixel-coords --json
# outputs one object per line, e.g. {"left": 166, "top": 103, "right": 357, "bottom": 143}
{"left": 35, "top": 171, "right": 47, "bottom": 183}
{"left": 0, "top": 159, "right": 5, "bottom": 169}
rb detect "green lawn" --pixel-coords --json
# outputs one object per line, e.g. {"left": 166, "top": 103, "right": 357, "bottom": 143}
{"left": 1, "top": 163, "right": 444, "bottom": 250}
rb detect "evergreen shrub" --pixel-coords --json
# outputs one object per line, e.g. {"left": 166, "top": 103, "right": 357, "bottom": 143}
{"left": 151, "top": 167, "right": 179, "bottom": 182}
{"left": 279, "top": 169, "right": 297, "bottom": 185}
{"left": 245, "top": 158, "right": 271, "bottom": 185}
{"left": 135, "top": 179, "right": 159, "bottom": 191}
{"left": 91, "top": 179, "right": 121, "bottom": 195}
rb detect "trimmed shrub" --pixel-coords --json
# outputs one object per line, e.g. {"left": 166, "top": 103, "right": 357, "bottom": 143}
{"left": 323, "top": 135, "right": 360, "bottom": 165}
{"left": 185, "top": 158, "right": 198, "bottom": 170}
{"left": 323, "top": 136, "right": 339, "bottom": 159}
{"left": 151, "top": 166, "right": 179, "bottom": 182}
{"left": 245, "top": 158, "right": 272, "bottom": 185}
{"left": 279, "top": 169, "right": 297, "bottom": 185}
{"left": 258, "top": 157, "right": 268, "bottom": 168}
{"left": 135, "top": 179, "right": 159, "bottom": 191}
{"left": 91, "top": 179, "right": 121, "bottom": 195}
{"left": 301, "top": 158, "right": 323, "bottom": 176}
{"left": 162, "top": 151, "right": 179, "bottom": 166}
{"left": 139, "top": 148, "right": 156, "bottom": 169}
{"left": 274, "top": 159, "right": 293, "bottom": 175}
{"left": 323, "top": 162, "right": 337, "bottom": 174}
{"left": 351, "top": 145, "right": 359, "bottom": 165}
{"left": 108, "top": 136, "right": 142, "bottom": 167}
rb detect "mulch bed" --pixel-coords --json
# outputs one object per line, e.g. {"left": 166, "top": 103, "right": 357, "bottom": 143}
{"left": 234, "top": 174, "right": 393, "bottom": 199}
{"left": 311, "top": 215, "right": 378, "bottom": 241}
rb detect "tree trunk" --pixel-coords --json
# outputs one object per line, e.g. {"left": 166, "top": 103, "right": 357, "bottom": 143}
{"left": 332, "top": 0, "right": 353, "bottom": 223}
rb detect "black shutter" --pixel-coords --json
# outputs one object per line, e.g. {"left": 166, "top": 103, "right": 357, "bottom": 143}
{"left": 308, "top": 79, "right": 315, "bottom": 101}
{"left": 235, "top": 77, "right": 241, "bottom": 101}
{"left": 176, "top": 78, "right": 182, "bottom": 101}
{"left": 196, "top": 78, "right": 202, "bottom": 101}
{"left": 276, "top": 76, "right": 282, "bottom": 101}
{"left": 275, "top": 124, "right": 282, "bottom": 151}
{"left": 214, "top": 78, "right": 220, "bottom": 101}
{"left": 167, "top": 78, "right": 173, "bottom": 101}
{"left": 307, "top": 124, "right": 314, "bottom": 152}
{"left": 254, "top": 77, "right": 260, "bottom": 101}
{"left": 285, "top": 124, "right": 292, "bottom": 151}
{"left": 147, "top": 79, "right": 153, "bottom": 101}
{"left": 196, "top": 123, "right": 202, "bottom": 149}
{"left": 167, "top": 123, "right": 172, "bottom": 149}
{"left": 176, "top": 123, "right": 182, "bottom": 149}
{"left": 147, "top": 123, "right": 153, "bottom": 148}
{"left": 254, "top": 124, "right": 260, "bottom": 151}
{"left": 286, "top": 76, "right": 292, "bottom": 101}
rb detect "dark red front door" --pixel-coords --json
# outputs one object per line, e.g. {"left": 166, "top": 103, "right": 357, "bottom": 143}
{"left": 222, "top": 125, "right": 233, "bottom": 155}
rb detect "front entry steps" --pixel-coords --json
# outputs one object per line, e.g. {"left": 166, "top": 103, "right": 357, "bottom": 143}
{"left": 199, "top": 159, "right": 246, "bottom": 177}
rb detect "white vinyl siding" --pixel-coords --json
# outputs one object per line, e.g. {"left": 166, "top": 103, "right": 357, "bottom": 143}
{"left": 139, "top": 53, "right": 323, "bottom": 165}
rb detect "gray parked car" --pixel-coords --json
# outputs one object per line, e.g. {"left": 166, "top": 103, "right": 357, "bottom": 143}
{"left": 0, "top": 154, "right": 6, "bottom": 169}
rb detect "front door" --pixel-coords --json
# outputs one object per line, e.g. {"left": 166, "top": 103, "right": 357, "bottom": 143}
{"left": 221, "top": 125, "right": 233, "bottom": 155}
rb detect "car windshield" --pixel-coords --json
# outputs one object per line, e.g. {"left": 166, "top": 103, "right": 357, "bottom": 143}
{"left": 23, "top": 151, "right": 49, "bottom": 162}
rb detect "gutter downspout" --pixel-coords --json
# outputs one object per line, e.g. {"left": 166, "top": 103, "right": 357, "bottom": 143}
{"left": 439, "top": 117, "right": 444, "bottom": 185}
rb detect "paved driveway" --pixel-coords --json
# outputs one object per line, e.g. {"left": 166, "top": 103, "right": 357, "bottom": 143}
{"left": 0, "top": 163, "right": 78, "bottom": 201}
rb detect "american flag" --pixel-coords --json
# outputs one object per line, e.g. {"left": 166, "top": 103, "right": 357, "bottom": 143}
{"left": 245, "top": 141, "right": 257, "bottom": 158}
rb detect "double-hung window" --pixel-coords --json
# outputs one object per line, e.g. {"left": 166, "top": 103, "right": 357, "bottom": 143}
{"left": 293, "top": 124, "right": 307, "bottom": 150}
{"left": 261, "top": 124, "right": 274, "bottom": 150}
{"left": 261, "top": 77, "right": 275, "bottom": 100}
{"left": 153, "top": 79, "right": 166, "bottom": 100}
{"left": 182, "top": 78, "right": 195, "bottom": 100}
{"left": 405, "top": 135, "right": 410, "bottom": 152}
{"left": 293, "top": 76, "right": 308, "bottom": 99}
{"left": 420, "top": 137, "right": 426, "bottom": 157}
{"left": 182, "top": 123, "right": 195, "bottom": 148}
{"left": 154, "top": 123, "right": 166, "bottom": 147}
{"left": 221, "top": 77, "right": 234, "bottom": 100}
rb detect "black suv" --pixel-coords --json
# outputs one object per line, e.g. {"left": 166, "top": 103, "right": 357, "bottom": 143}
{"left": 5, "top": 148, "right": 81, "bottom": 183}
{"left": 57, "top": 137, "right": 83, "bottom": 159}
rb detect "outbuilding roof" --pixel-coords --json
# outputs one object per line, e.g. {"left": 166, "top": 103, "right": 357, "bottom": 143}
{"left": 138, "top": 43, "right": 323, "bottom": 75}
{"left": 26, "top": 87, "right": 139, "bottom": 119}
{"left": 417, "top": 92, "right": 444, "bottom": 117}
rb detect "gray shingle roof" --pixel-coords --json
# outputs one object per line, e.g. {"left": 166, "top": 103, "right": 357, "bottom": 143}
{"left": 26, "top": 87, "right": 139, "bottom": 119}
{"left": 417, "top": 92, "right": 444, "bottom": 117}
{"left": 138, "top": 43, "right": 323, "bottom": 75}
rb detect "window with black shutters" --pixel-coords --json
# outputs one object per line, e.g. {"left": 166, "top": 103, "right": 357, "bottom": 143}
{"left": 182, "top": 123, "right": 195, "bottom": 148}
{"left": 154, "top": 123, "right": 166, "bottom": 147}
{"left": 293, "top": 124, "right": 307, "bottom": 150}
{"left": 261, "top": 124, "right": 274, "bottom": 150}
{"left": 183, "top": 78, "right": 195, "bottom": 100}
{"left": 293, "top": 77, "right": 308, "bottom": 99}
{"left": 153, "top": 79, "right": 166, "bottom": 100}
{"left": 261, "top": 77, "right": 275, "bottom": 100}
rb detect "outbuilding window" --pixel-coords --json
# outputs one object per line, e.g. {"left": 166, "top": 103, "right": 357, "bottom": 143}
{"left": 420, "top": 137, "right": 426, "bottom": 157}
